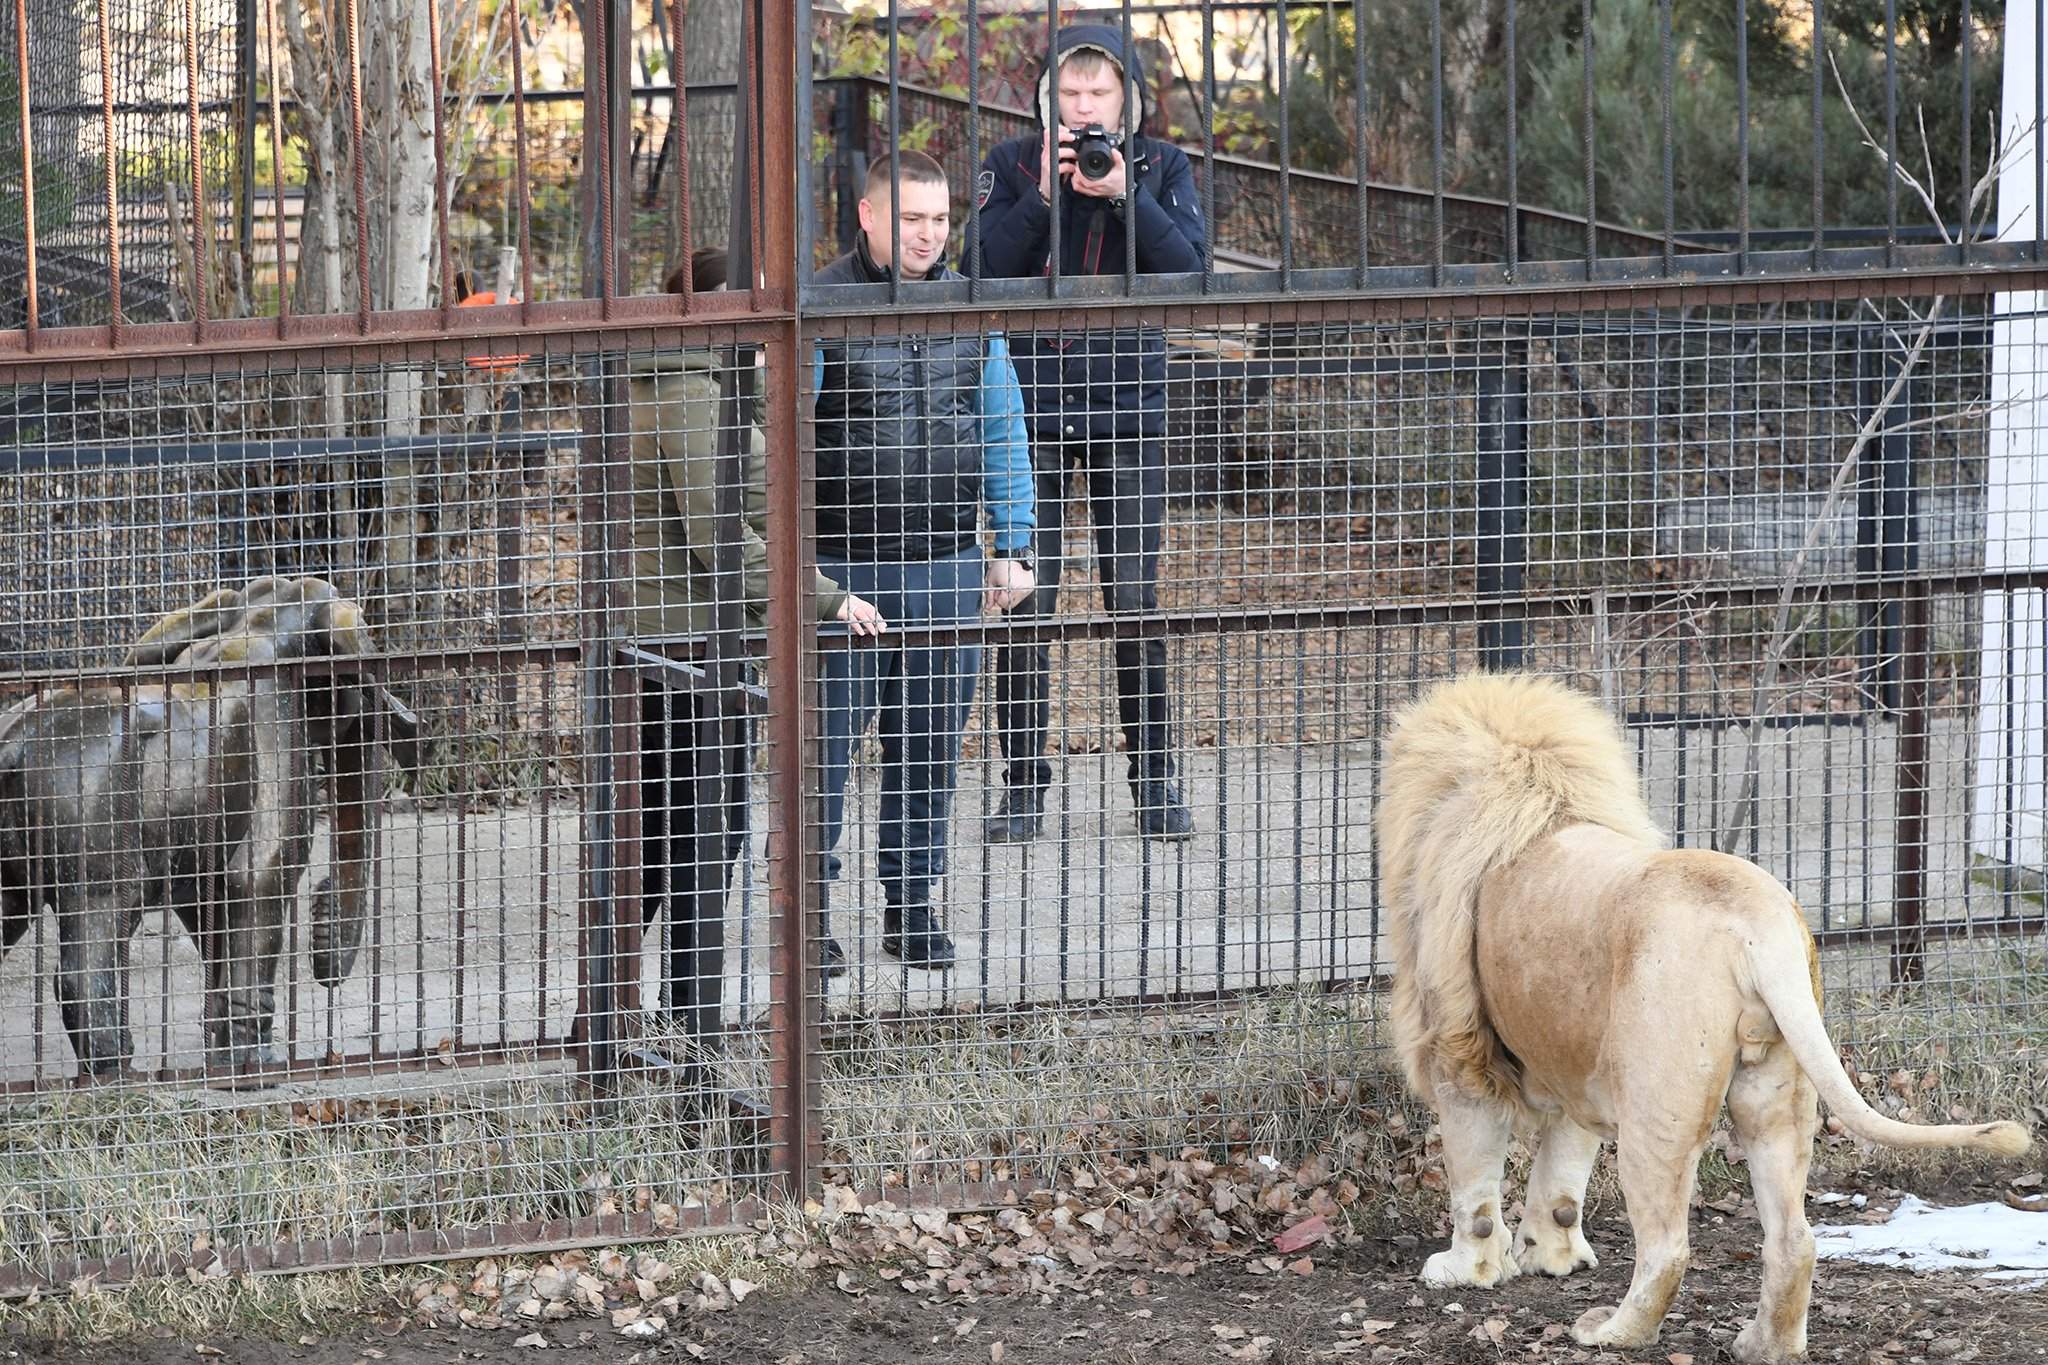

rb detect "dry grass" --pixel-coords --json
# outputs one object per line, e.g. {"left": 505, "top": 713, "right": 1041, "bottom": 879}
{"left": 0, "top": 951, "right": 2039, "bottom": 1340}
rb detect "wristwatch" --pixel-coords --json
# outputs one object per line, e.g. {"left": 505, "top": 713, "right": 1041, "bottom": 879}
{"left": 1006, "top": 548, "right": 1038, "bottom": 574}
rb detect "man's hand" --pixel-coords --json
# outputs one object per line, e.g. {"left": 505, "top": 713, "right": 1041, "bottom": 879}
{"left": 1068, "top": 145, "right": 1127, "bottom": 200}
{"left": 1038, "top": 127, "right": 1064, "bottom": 203}
{"left": 835, "top": 593, "right": 888, "bottom": 637}
{"left": 983, "top": 558, "right": 1037, "bottom": 615}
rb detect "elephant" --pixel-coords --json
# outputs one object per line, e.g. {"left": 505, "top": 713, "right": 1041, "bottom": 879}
{"left": 0, "top": 576, "right": 418, "bottom": 1085}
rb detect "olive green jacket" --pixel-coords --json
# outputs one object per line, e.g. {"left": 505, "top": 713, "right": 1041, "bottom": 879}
{"left": 629, "top": 351, "right": 848, "bottom": 639}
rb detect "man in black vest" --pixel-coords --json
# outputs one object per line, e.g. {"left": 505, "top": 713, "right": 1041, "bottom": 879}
{"left": 975, "top": 24, "right": 1205, "bottom": 844}
{"left": 812, "top": 152, "right": 1038, "bottom": 971}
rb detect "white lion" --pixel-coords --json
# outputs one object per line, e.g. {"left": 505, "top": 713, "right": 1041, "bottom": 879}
{"left": 1380, "top": 671, "right": 2031, "bottom": 1365}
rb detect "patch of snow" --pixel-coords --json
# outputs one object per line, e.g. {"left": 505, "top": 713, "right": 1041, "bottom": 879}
{"left": 1812, "top": 1196, "right": 2048, "bottom": 1289}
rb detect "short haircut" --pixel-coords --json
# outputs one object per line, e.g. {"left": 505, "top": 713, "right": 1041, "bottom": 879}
{"left": 862, "top": 150, "right": 948, "bottom": 203}
{"left": 1059, "top": 47, "right": 1118, "bottom": 80}
{"left": 662, "top": 245, "right": 727, "bottom": 295}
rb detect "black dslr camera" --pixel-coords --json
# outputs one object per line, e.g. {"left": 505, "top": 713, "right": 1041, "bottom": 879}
{"left": 1068, "top": 124, "right": 1121, "bottom": 181}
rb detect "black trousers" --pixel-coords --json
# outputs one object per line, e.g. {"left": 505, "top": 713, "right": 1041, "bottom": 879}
{"left": 639, "top": 679, "right": 746, "bottom": 1044}
{"left": 992, "top": 432, "right": 1176, "bottom": 790}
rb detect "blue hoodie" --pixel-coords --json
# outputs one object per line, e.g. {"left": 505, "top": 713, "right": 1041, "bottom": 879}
{"left": 974, "top": 23, "right": 1206, "bottom": 440}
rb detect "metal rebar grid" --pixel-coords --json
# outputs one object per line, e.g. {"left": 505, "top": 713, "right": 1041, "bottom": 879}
{"left": 0, "top": 0, "right": 2037, "bottom": 1296}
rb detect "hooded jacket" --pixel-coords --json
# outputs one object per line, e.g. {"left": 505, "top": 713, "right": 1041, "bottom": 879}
{"left": 629, "top": 349, "right": 848, "bottom": 639}
{"left": 975, "top": 23, "right": 1206, "bottom": 439}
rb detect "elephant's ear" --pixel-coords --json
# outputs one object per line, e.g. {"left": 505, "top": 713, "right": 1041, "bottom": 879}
{"left": 125, "top": 586, "right": 248, "bottom": 666}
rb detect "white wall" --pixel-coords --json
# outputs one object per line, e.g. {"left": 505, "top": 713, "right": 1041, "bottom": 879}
{"left": 1972, "top": 1, "right": 2048, "bottom": 871}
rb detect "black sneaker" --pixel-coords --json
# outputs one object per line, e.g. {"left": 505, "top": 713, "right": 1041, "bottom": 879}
{"left": 882, "top": 904, "right": 956, "bottom": 970}
{"left": 983, "top": 785, "right": 1046, "bottom": 843}
{"left": 819, "top": 933, "right": 848, "bottom": 980}
{"left": 1132, "top": 778, "right": 1195, "bottom": 840}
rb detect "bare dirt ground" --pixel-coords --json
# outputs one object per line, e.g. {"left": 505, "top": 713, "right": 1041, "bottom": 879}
{"left": 12, "top": 1172, "right": 2046, "bottom": 1365}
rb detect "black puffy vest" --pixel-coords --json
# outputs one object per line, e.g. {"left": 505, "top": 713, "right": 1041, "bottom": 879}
{"left": 812, "top": 250, "right": 987, "bottom": 561}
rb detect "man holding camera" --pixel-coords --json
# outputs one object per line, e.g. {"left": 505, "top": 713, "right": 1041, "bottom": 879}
{"left": 975, "top": 24, "right": 1205, "bottom": 843}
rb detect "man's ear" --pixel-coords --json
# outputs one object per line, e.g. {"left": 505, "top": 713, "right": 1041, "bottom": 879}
{"left": 856, "top": 195, "right": 875, "bottom": 237}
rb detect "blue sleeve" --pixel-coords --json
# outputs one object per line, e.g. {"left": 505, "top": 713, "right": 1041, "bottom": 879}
{"left": 976, "top": 146, "right": 1052, "bottom": 279}
{"left": 978, "top": 334, "right": 1035, "bottom": 552}
{"left": 1131, "top": 147, "right": 1205, "bottom": 274}
{"left": 811, "top": 345, "right": 824, "bottom": 397}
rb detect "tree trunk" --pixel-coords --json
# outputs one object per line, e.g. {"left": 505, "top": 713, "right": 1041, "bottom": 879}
{"left": 681, "top": 0, "right": 744, "bottom": 268}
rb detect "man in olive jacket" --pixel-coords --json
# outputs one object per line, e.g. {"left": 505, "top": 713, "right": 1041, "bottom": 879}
{"left": 629, "top": 248, "right": 885, "bottom": 1020}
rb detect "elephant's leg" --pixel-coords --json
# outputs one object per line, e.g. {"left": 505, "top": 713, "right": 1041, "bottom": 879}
{"left": 311, "top": 738, "right": 371, "bottom": 987}
{"left": 53, "top": 886, "right": 132, "bottom": 1081}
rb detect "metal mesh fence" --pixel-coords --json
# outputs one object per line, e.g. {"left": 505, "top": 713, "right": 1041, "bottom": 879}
{"left": 0, "top": 0, "right": 243, "bottom": 328}
{"left": 0, "top": 0, "right": 2041, "bottom": 1305}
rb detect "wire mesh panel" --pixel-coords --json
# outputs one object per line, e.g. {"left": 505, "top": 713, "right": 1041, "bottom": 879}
{"left": 0, "top": 0, "right": 2041, "bottom": 1303}
{"left": 0, "top": 332, "right": 797, "bottom": 1285}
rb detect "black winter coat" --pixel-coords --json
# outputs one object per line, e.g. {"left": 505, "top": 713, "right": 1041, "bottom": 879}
{"left": 974, "top": 23, "right": 1206, "bottom": 440}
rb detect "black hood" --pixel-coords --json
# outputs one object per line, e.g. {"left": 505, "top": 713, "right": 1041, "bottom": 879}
{"left": 1034, "top": 22, "right": 1149, "bottom": 132}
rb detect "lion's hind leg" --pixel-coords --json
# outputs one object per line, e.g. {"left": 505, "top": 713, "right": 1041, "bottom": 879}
{"left": 1514, "top": 1112, "right": 1601, "bottom": 1277}
{"left": 1726, "top": 1048, "right": 1819, "bottom": 1365}
{"left": 1571, "top": 1104, "right": 1715, "bottom": 1352}
{"left": 1420, "top": 1083, "right": 1521, "bottom": 1289}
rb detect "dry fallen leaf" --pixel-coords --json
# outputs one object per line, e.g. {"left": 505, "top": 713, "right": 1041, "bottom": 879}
{"left": 990, "top": 1343, "right": 1006, "bottom": 1363}
{"left": 514, "top": 1333, "right": 548, "bottom": 1350}
{"left": 729, "top": 1277, "right": 760, "bottom": 1302}
{"left": 835, "top": 1270, "right": 866, "bottom": 1297}
{"left": 1273, "top": 1214, "right": 1330, "bottom": 1254}
{"left": 1668, "top": 1355, "right": 1696, "bottom": 1365}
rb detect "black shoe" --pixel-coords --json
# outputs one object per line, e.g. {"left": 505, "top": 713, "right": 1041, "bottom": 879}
{"left": 882, "top": 904, "right": 956, "bottom": 970}
{"left": 983, "top": 785, "right": 1045, "bottom": 843}
{"left": 1132, "top": 778, "right": 1195, "bottom": 840}
{"left": 819, "top": 934, "right": 848, "bottom": 980}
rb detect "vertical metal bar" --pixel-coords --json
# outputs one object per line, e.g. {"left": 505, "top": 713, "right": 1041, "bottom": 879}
{"left": 885, "top": 0, "right": 901, "bottom": 303}
{"left": 1579, "top": 0, "right": 1595, "bottom": 275}
{"left": 670, "top": 0, "right": 693, "bottom": 311}
{"left": 966, "top": 0, "right": 981, "bottom": 295}
{"left": 1960, "top": 0, "right": 1972, "bottom": 264}
{"left": 2037, "top": 0, "right": 2044, "bottom": 259}
{"left": 1201, "top": 0, "right": 1216, "bottom": 291}
{"left": 1659, "top": 0, "right": 1674, "bottom": 275}
{"left": 1892, "top": 578, "right": 1930, "bottom": 983}
{"left": 1882, "top": 0, "right": 1897, "bottom": 268}
{"left": 1502, "top": 0, "right": 1516, "bottom": 275}
{"left": 507, "top": 1, "right": 535, "bottom": 316}
{"left": 262, "top": 0, "right": 289, "bottom": 337}
{"left": 1737, "top": 0, "right": 1749, "bottom": 273}
{"left": 1477, "top": 346, "right": 1527, "bottom": 669}
{"left": 344, "top": 0, "right": 372, "bottom": 330}
{"left": 742, "top": 0, "right": 765, "bottom": 308}
{"left": 1353, "top": 0, "right": 1369, "bottom": 282}
{"left": 1045, "top": 0, "right": 1060, "bottom": 299}
{"left": 592, "top": 0, "right": 617, "bottom": 313}
{"left": 428, "top": 0, "right": 453, "bottom": 326}
{"left": 15, "top": 0, "right": 38, "bottom": 340}
{"left": 1277, "top": 0, "right": 1294, "bottom": 285}
{"left": 1120, "top": 0, "right": 1135, "bottom": 293}
{"left": 238, "top": 0, "right": 257, "bottom": 294}
{"left": 185, "top": 0, "right": 209, "bottom": 334}
{"left": 1427, "top": 0, "right": 1442, "bottom": 285}
{"left": 577, "top": 354, "right": 621, "bottom": 1090}
{"left": 98, "top": 0, "right": 121, "bottom": 344}
{"left": 1809, "top": 0, "right": 1824, "bottom": 270}
{"left": 799, "top": 0, "right": 819, "bottom": 289}
{"left": 757, "top": 0, "right": 817, "bottom": 1199}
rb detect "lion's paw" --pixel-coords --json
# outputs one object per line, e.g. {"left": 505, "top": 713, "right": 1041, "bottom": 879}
{"left": 1572, "top": 1304, "right": 1657, "bottom": 1351}
{"left": 1421, "top": 1243, "right": 1517, "bottom": 1289}
{"left": 1732, "top": 1321, "right": 1804, "bottom": 1365}
{"left": 1514, "top": 1226, "right": 1599, "bottom": 1277}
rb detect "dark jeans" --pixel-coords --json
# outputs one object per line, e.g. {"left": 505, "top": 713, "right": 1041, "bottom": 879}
{"left": 817, "top": 547, "right": 983, "bottom": 912}
{"left": 993, "top": 432, "right": 1174, "bottom": 790}
{"left": 640, "top": 679, "right": 746, "bottom": 1044}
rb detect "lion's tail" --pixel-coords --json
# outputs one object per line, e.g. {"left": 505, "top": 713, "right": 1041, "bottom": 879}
{"left": 1382, "top": 673, "right": 1665, "bottom": 1104}
{"left": 1747, "top": 922, "right": 2032, "bottom": 1157}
